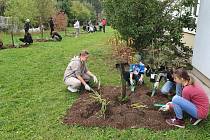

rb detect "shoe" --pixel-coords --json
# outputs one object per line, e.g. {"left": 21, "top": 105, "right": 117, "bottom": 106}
{"left": 67, "top": 86, "right": 78, "bottom": 92}
{"left": 190, "top": 118, "right": 202, "bottom": 125}
{"left": 166, "top": 118, "right": 185, "bottom": 128}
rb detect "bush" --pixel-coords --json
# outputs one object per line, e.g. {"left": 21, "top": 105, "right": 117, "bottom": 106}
{"left": 103, "top": 0, "right": 196, "bottom": 68}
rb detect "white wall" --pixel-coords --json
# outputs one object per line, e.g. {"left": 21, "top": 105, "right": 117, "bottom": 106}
{"left": 192, "top": 0, "right": 210, "bottom": 79}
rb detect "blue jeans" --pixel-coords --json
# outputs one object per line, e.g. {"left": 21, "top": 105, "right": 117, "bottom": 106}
{"left": 172, "top": 95, "right": 198, "bottom": 119}
{"left": 161, "top": 81, "right": 182, "bottom": 96}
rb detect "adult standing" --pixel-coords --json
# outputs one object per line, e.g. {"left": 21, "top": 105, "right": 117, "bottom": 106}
{"left": 49, "top": 17, "right": 55, "bottom": 36}
{"left": 24, "top": 19, "right": 31, "bottom": 34}
{"left": 101, "top": 18, "right": 107, "bottom": 33}
{"left": 74, "top": 20, "right": 80, "bottom": 38}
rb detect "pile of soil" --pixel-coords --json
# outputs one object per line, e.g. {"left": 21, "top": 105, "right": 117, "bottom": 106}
{"left": 63, "top": 86, "right": 175, "bottom": 131}
{"left": 0, "top": 44, "right": 30, "bottom": 50}
{"left": 34, "top": 39, "right": 52, "bottom": 42}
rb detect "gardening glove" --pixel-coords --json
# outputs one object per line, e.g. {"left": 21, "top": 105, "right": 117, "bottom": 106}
{"left": 130, "top": 78, "right": 134, "bottom": 86}
{"left": 92, "top": 75, "right": 98, "bottom": 83}
{"left": 159, "top": 102, "right": 172, "bottom": 111}
{"left": 154, "top": 82, "right": 159, "bottom": 89}
{"left": 85, "top": 84, "right": 91, "bottom": 91}
{"left": 139, "top": 78, "right": 143, "bottom": 84}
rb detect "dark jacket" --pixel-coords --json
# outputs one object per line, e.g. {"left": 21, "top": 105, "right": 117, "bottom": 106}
{"left": 52, "top": 32, "right": 62, "bottom": 41}
{"left": 24, "top": 22, "right": 30, "bottom": 32}
{"left": 19, "top": 33, "right": 33, "bottom": 44}
{"left": 49, "top": 19, "right": 54, "bottom": 29}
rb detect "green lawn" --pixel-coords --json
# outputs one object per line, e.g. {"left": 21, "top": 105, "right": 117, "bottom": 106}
{"left": 0, "top": 28, "right": 210, "bottom": 140}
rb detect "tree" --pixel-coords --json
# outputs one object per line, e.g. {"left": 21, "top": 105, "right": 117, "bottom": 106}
{"left": 5, "top": 0, "right": 38, "bottom": 24}
{"left": 35, "top": 0, "right": 56, "bottom": 38}
{"left": 0, "top": 0, "right": 6, "bottom": 16}
{"left": 79, "top": 0, "right": 102, "bottom": 19}
{"left": 103, "top": 0, "right": 196, "bottom": 68}
{"left": 71, "top": 1, "right": 95, "bottom": 22}
{"left": 56, "top": 0, "right": 72, "bottom": 20}
{"left": 35, "top": 0, "right": 56, "bottom": 23}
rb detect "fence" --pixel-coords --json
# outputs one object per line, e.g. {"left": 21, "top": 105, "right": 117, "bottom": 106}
{"left": 0, "top": 16, "right": 18, "bottom": 32}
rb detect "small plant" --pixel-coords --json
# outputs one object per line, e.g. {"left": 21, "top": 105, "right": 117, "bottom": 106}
{"left": 89, "top": 88, "right": 110, "bottom": 119}
{"left": 118, "top": 95, "right": 129, "bottom": 103}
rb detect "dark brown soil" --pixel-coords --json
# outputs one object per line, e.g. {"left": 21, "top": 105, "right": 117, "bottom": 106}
{"left": 0, "top": 44, "right": 30, "bottom": 50}
{"left": 34, "top": 39, "right": 52, "bottom": 42}
{"left": 63, "top": 86, "right": 175, "bottom": 131}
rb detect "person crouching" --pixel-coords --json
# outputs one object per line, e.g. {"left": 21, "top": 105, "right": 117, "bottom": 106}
{"left": 63, "top": 50, "right": 98, "bottom": 92}
{"left": 51, "top": 31, "right": 62, "bottom": 41}
{"left": 19, "top": 32, "right": 33, "bottom": 45}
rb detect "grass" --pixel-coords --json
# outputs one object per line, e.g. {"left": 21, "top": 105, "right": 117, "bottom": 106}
{"left": 0, "top": 27, "right": 210, "bottom": 140}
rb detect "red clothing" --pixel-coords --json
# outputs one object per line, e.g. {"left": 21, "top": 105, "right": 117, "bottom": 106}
{"left": 182, "top": 83, "right": 209, "bottom": 119}
{"left": 102, "top": 19, "right": 107, "bottom": 26}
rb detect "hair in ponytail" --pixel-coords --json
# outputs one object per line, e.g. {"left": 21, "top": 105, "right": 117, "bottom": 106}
{"left": 174, "top": 68, "right": 195, "bottom": 85}
{"left": 189, "top": 76, "right": 195, "bottom": 85}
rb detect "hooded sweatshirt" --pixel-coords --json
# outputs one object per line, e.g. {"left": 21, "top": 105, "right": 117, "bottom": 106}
{"left": 64, "top": 56, "right": 88, "bottom": 81}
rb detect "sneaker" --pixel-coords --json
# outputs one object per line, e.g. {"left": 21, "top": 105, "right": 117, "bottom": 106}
{"left": 190, "top": 118, "right": 202, "bottom": 125}
{"left": 67, "top": 86, "right": 78, "bottom": 92}
{"left": 166, "top": 118, "right": 185, "bottom": 128}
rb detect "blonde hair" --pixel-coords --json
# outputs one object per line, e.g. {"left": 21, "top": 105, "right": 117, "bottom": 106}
{"left": 79, "top": 50, "right": 89, "bottom": 56}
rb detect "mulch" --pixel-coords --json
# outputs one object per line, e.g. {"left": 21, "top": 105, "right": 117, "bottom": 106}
{"left": 63, "top": 85, "right": 175, "bottom": 131}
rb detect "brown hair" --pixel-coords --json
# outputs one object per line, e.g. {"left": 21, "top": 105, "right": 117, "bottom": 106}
{"left": 79, "top": 50, "right": 89, "bottom": 56}
{"left": 174, "top": 68, "right": 195, "bottom": 85}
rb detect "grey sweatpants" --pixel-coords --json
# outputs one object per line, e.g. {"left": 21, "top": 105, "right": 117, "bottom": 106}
{"left": 64, "top": 74, "right": 90, "bottom": 89}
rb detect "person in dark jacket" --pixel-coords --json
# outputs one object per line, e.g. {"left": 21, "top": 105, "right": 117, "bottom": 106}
{"left": 24, "top": 19, "right": 31, "bottom": 34}
{"left": 0, "top": 40, "right": 3, "bottom": 49}
{"left": 49, "top": 17, "right": 55, "bottom": 35}
{"left": 154, "top": 67, "right": 182, "bottom": 96}
{"left": 51, "top": 31, "right": 62, "bottom": 41}
{"left": 19, "top": 32, "right": 33, "bottom": 45}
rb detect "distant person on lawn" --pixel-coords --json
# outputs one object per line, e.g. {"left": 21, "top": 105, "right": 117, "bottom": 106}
{"left": 0, "top": 40, "right": 3, "bottom": 49}
{"left": 51, "top": 31, "right": 62, "bottom": 41}
{"left": 101, "top": 18, "right": 107, "bottom": 33}
{"left": 19, "top": 32, "right": 33, "bottom": 45}
{"left": 164, "top": 68, "right": 209, "bottom": 128}
{"left": 49, "top": 17, "right": 55, "bottom": 36}
{"left": 64, "top": 50, "right": 98, "bottom": 92}
{"left": 24, "top": 19, "right": 31, "bottom": 34}
{"left": 74, "top": 20, "right": 80, "bottom": 38}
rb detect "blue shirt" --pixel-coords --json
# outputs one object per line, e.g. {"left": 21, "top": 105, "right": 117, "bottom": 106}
{"left": 129, "top": 63, "right": 145, "bottom": 75}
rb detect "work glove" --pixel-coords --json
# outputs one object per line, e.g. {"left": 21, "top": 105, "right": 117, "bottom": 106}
{"left": 159, "top": 102, "right": 172, "bottom": 111}
{"left": 154, "top": 82, "right": 159, "bottom": 89}
{"left": 92, "top": 75, "right": 98, "bottom": 83}
{"left": 85, "top": 84, "right": 91, "bottom": 91}
{"left": 139, "top": 78, "right": 143, "bottom": 84}
{"left": 130, "top": 78, "right": 134, "bottom": 86}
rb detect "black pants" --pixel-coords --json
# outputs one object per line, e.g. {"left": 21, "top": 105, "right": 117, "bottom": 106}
{"left": 99, "top": 26, "right": 102, "bottom": 32}
{"left": 19, "top": 38, "right": 33, "bottom": 44}
{"left": 50, "top": 28, "right": 54, "bottom": 35}
{"left": 123, "top": 71, "right": 143, "bottom": 86}
{"left": 102, "top": 25, "right": 106, "bottom": 33}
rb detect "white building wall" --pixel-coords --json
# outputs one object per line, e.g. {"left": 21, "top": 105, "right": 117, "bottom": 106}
{"left": 192, "top": 0, "right": 210, "bottom": 79}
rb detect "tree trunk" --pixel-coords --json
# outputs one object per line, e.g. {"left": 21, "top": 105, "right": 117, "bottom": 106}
{"left": 11, "top": 19, "right": 14, "bottom": 46}
{"left": 119, "top": 63, "right": 126, "bottom": 99}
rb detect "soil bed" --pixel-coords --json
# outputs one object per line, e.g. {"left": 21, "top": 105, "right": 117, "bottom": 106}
{"left": 34, "top": 39, "right": 52, "bottom": 42}
{"left": 63, "top": 86, "right": 175, "bottom": 131}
